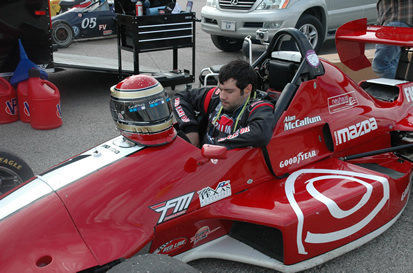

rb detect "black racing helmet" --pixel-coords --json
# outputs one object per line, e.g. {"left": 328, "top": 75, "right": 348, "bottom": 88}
{"left": 110, "top": 75, "right": 176, "bottom": 146}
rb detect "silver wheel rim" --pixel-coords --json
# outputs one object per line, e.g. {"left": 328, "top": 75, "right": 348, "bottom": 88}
{"left": 298, "top": 24, "right": 318, "bottom": 49}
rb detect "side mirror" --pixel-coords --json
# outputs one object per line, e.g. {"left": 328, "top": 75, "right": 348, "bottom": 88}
{"left": 201, "top": 144, "right": 227, "bottom": 159}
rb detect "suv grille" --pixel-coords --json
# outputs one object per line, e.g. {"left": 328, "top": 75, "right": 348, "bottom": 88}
{"left": 219, "top": 0, "right": 257, "bottom": 11}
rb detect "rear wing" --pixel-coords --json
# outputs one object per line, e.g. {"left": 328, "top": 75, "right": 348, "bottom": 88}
{"left": 335, "top": 18, "right": 413, "bottom": 72}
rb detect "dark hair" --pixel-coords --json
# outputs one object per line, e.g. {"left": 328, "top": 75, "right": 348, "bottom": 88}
{"left": 218, "top": 60, "right": 257, "bottom": 94}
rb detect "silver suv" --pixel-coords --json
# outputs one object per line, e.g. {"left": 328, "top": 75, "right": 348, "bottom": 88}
{"left": 201, "top": 0, "right": 377, "bottom": 52}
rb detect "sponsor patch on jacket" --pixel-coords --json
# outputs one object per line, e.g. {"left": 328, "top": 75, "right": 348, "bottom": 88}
{"left": 174, "top": 98, "right": 190, "bottom": 122}
{"left": 247, "top": 100, "right": 274, "bottom": 112}
{"left": 217, "top": 126, "right": 250, "bottom": 142}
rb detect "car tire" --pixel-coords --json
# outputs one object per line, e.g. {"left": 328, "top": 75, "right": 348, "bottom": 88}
{"left": 52, "top": 21, "right": 74, "bottom": 48}
{"left": 0, "top": 150, "right": 34, "bottom": 195}
{"left": 295, "top": 14, "right": 324, "bottom": 53}
{"left": 107, "top": 254, "right": 199, "bottom": 273}
{"left": 211, "top": 35, "right": 244, "bottom": 52}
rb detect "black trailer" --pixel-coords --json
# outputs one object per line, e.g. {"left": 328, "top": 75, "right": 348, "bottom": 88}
{"left": 0, "top": 0, "right": 54, "bottom": 78}
{"left": 0, "top": 0, "right": 195, "bottom": 88}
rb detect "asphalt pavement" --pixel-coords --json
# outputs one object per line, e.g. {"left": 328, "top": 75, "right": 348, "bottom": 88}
{"left": 0, "top": 0, "right": 412, "bottom": 272}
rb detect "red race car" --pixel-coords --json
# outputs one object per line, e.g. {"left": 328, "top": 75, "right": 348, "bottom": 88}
{"left": 0, "top": 19, "right": 412, "bottom": 272}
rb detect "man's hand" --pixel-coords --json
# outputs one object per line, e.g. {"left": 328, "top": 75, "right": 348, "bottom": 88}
{"left": 186, "top": 132, "right": 200, "bottom": 148}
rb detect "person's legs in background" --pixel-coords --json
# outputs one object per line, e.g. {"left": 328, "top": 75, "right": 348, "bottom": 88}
{"left": 372, "top": 21, "right": 411, "bottom": 79}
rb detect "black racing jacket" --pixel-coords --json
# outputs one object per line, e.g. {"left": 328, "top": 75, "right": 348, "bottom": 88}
{"left": 173, "top": 87, "right": 275, "bottom": 150}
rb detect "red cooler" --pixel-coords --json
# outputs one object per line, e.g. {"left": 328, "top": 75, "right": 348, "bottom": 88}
{"left": 17, "top": 80, "right": 30, "bottom": 123}
{"left": 28, "top": 69, "right": 62, "bottom": 130}
{"left": 0, "top": 77, "right": 19, "bottom": 124}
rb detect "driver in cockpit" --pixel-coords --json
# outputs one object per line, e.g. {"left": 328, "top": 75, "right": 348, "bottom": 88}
{"left": 173, "top": 60, "right": 275, "bottom": 150}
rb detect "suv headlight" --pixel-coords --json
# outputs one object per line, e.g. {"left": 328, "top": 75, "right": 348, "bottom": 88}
{"left": 205, "top": 0, "right": 217, "bottom": 8}
{"left": 256, "top": 0, "right": 290, "bottom": 10}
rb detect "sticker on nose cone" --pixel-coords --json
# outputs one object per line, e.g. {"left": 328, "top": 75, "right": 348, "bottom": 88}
{"left": 285, "top": 169, "right": 389, "bottom": 255}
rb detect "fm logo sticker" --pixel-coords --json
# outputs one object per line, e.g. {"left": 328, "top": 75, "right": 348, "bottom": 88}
{"left": 150, "top": 192, "right": 194, "bottom": 224}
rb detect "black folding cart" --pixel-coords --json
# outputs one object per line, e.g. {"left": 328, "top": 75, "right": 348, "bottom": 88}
{"left": 116, "top": 8, "right": 196, "bottom": 88}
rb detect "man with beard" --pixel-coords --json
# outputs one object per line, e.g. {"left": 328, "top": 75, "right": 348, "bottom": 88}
{"left": 173, "top": 60, "right": 274, "bottom": 150}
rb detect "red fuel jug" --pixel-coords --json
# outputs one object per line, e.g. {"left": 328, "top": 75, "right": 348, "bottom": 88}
{"left": 0, "top": 77, "right": 19, "bottom": 124}
{"left": 17, "top": 80, "right": 30, "bottom": 123}
{"left": 27, "top": 69, "right": 62, "bottom": 130}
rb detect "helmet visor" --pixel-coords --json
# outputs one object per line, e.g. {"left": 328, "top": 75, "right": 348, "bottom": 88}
{"left": 111, "top": 91, "right": 172, "bottom": 125}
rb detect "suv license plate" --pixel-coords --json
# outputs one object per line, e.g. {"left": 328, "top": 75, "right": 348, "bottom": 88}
{"left": 221, "top": 21, "right": 235, "bottom": 31}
